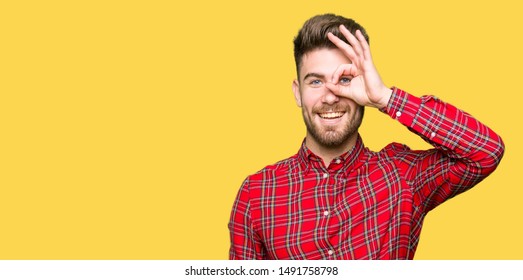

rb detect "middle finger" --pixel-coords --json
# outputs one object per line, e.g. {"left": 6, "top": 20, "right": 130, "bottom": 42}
{"left": 339, "top": 25, "right": 364, "bottom": 59}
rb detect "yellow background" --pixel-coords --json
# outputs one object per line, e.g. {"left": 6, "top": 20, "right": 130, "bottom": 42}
{"left": 1, "top": 0, "right": 521, "bottom": 259}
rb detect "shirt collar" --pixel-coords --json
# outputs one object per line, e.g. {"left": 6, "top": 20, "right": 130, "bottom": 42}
{"left": 297, "top": 134, "right": 366, "bottom": 174}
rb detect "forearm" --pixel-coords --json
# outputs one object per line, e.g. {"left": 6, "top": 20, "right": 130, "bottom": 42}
{"left": 382, "top": 87, "right": 504, "bottom": 177}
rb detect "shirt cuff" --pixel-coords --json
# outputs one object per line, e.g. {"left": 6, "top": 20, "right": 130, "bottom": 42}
{"left": 380, "top": 87, "right": 419, "bottom": 128}
{"left": 380, "top": 86, "right": 446, "bottom": 145}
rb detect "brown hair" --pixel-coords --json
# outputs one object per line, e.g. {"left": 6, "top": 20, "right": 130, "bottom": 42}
{"left": 293, "top": 14, "right": 369, "bottom": 79}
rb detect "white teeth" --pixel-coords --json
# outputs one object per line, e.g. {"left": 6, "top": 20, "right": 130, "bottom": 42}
{"left": 319, "top": 112, "right": 344, "bottom": 119}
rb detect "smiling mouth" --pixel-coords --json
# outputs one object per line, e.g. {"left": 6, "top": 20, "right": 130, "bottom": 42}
{"left": 318, "top": 111, "right": 345, "bottom": 119}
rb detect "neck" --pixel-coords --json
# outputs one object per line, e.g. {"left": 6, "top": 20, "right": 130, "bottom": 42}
{"left": 305, "top": 133, "right": 358, "bottom": 167}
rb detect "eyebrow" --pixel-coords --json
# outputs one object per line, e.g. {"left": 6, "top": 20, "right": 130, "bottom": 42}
{"left": 303, "top": 72, "right": 325, "bottom": 81}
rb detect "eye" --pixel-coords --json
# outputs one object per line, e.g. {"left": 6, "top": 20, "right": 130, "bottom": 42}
{"left": 308, "top": 79, "right": 323, "bottom": 87}
{"left": 339, "top": 77, "right": 351, "bottom": 85}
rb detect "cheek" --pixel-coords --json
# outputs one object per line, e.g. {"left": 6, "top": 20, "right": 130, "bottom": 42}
{"left": 302, "top": 101, "right": 318, "bottom": 114}
{"left": 300, "top": 92, "right": 322, "bottom": 110}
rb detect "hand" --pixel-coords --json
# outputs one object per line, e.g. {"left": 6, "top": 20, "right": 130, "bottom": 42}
{"left": 325, "top": 25, "right": 392, "bottom": 109}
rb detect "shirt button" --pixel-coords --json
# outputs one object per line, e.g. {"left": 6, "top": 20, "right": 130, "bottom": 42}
{"left": 335, "top": 159, "right": 341, "bottom": 164}
{"left": 328, "top": 250, "right": 334, "bottom": 255}
{"left": 323, "top": 211, "right": 329, "bottom": 216}
{"left": 430, "top": 132, "right": 436, "bottom": 138}
{"left": 323, "top": 173, "right": 328, "bottom": 179}
{"left": 396, "top": 111, "right": 402, "bottom": 117}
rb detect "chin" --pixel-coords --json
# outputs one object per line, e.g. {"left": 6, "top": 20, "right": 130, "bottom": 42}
{"left": 315, "top": 129, "right": 354, "bottom": 147}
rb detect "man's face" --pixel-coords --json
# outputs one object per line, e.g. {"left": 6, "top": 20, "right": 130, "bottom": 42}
{"left": 292, "top": 48, "right": 363, "bottom": 148}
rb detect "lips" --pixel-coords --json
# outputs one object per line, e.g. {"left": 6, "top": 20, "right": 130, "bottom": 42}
{"left": 318, "top": 111, "right": 345, "bottom": 119}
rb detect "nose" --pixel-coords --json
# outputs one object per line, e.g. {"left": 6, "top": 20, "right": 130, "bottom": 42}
{"left": 322, "top": 86, "right": 339, "bottom": 105}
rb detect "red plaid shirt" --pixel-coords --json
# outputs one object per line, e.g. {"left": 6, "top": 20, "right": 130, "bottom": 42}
{"left": 228, "top": 87, "right": 504, "bottom": 260}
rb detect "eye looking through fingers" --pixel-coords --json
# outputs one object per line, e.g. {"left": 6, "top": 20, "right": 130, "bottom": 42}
{"left": 339, "top": 77, "right": 352, "bottom": 85}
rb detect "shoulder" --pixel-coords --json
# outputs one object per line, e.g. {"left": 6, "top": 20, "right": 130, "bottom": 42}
{"left": 239, "top": 153, "right": 300, "bottom": 191}
{"left": 373, "top": 142, "right": 434, "bottom": 163}
{"left": 379, "top": 142, "right": 411, "bottom": 157}
{"left": 247, "top": 154, "right": 297, "bottom": 181}
{"left": 371, "top": 142, "right": 443, "bottom": 175}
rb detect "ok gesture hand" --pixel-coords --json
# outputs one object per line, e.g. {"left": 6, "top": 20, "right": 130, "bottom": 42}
{"left": 326, "top": 25, "right": 392, "bottom": 109}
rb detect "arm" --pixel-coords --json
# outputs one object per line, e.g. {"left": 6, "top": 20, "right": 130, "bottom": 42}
{"left": 384, "top": 88, "right": 504, "bottom": 211}
{"left": 228, "top": 178, "right": 266, "bottom": 259}
{"left": 327, "top": 25, "right": 505, "bottom": 211}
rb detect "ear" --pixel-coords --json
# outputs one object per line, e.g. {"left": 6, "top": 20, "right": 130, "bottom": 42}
{"left": 292, "top": 79, "right": 302, "bottom": 107}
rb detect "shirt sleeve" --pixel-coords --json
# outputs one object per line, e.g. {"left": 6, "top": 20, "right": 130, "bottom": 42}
{"left": 382, "top": 87, "right": 505, "bottom": 212}
{"left": 228, "top": 178, "right": 266, "bottom": 259}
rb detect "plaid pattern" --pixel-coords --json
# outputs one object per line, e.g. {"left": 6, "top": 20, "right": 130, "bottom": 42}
{"left": 228, "top": 87, "right": 504, "bottom": 260}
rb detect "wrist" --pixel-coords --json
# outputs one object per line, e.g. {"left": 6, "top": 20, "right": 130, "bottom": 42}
{"left": 375, "top": 87, "right": 392, "bottom": 109}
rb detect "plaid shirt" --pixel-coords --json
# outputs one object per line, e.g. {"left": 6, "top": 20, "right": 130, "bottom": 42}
{"left": 228, "top": 87, "right": 504, "bottom": 260}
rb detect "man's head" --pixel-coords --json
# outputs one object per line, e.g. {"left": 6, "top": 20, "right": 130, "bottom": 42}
{"left": 292, "top": 14, "right": 369, "bottom": 149}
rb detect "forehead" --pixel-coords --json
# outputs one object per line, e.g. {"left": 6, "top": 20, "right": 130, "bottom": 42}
{"left": 299, "top": 48, "right": 352, "bottom": 80}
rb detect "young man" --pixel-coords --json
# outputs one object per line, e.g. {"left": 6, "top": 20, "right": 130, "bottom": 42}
{"left": 228, "top": 14, "right": 504, "bottom": 260}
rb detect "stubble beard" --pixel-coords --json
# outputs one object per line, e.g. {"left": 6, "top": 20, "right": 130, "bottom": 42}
{"left": 303, "top": 106, "right": 364, "bottom": 148}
